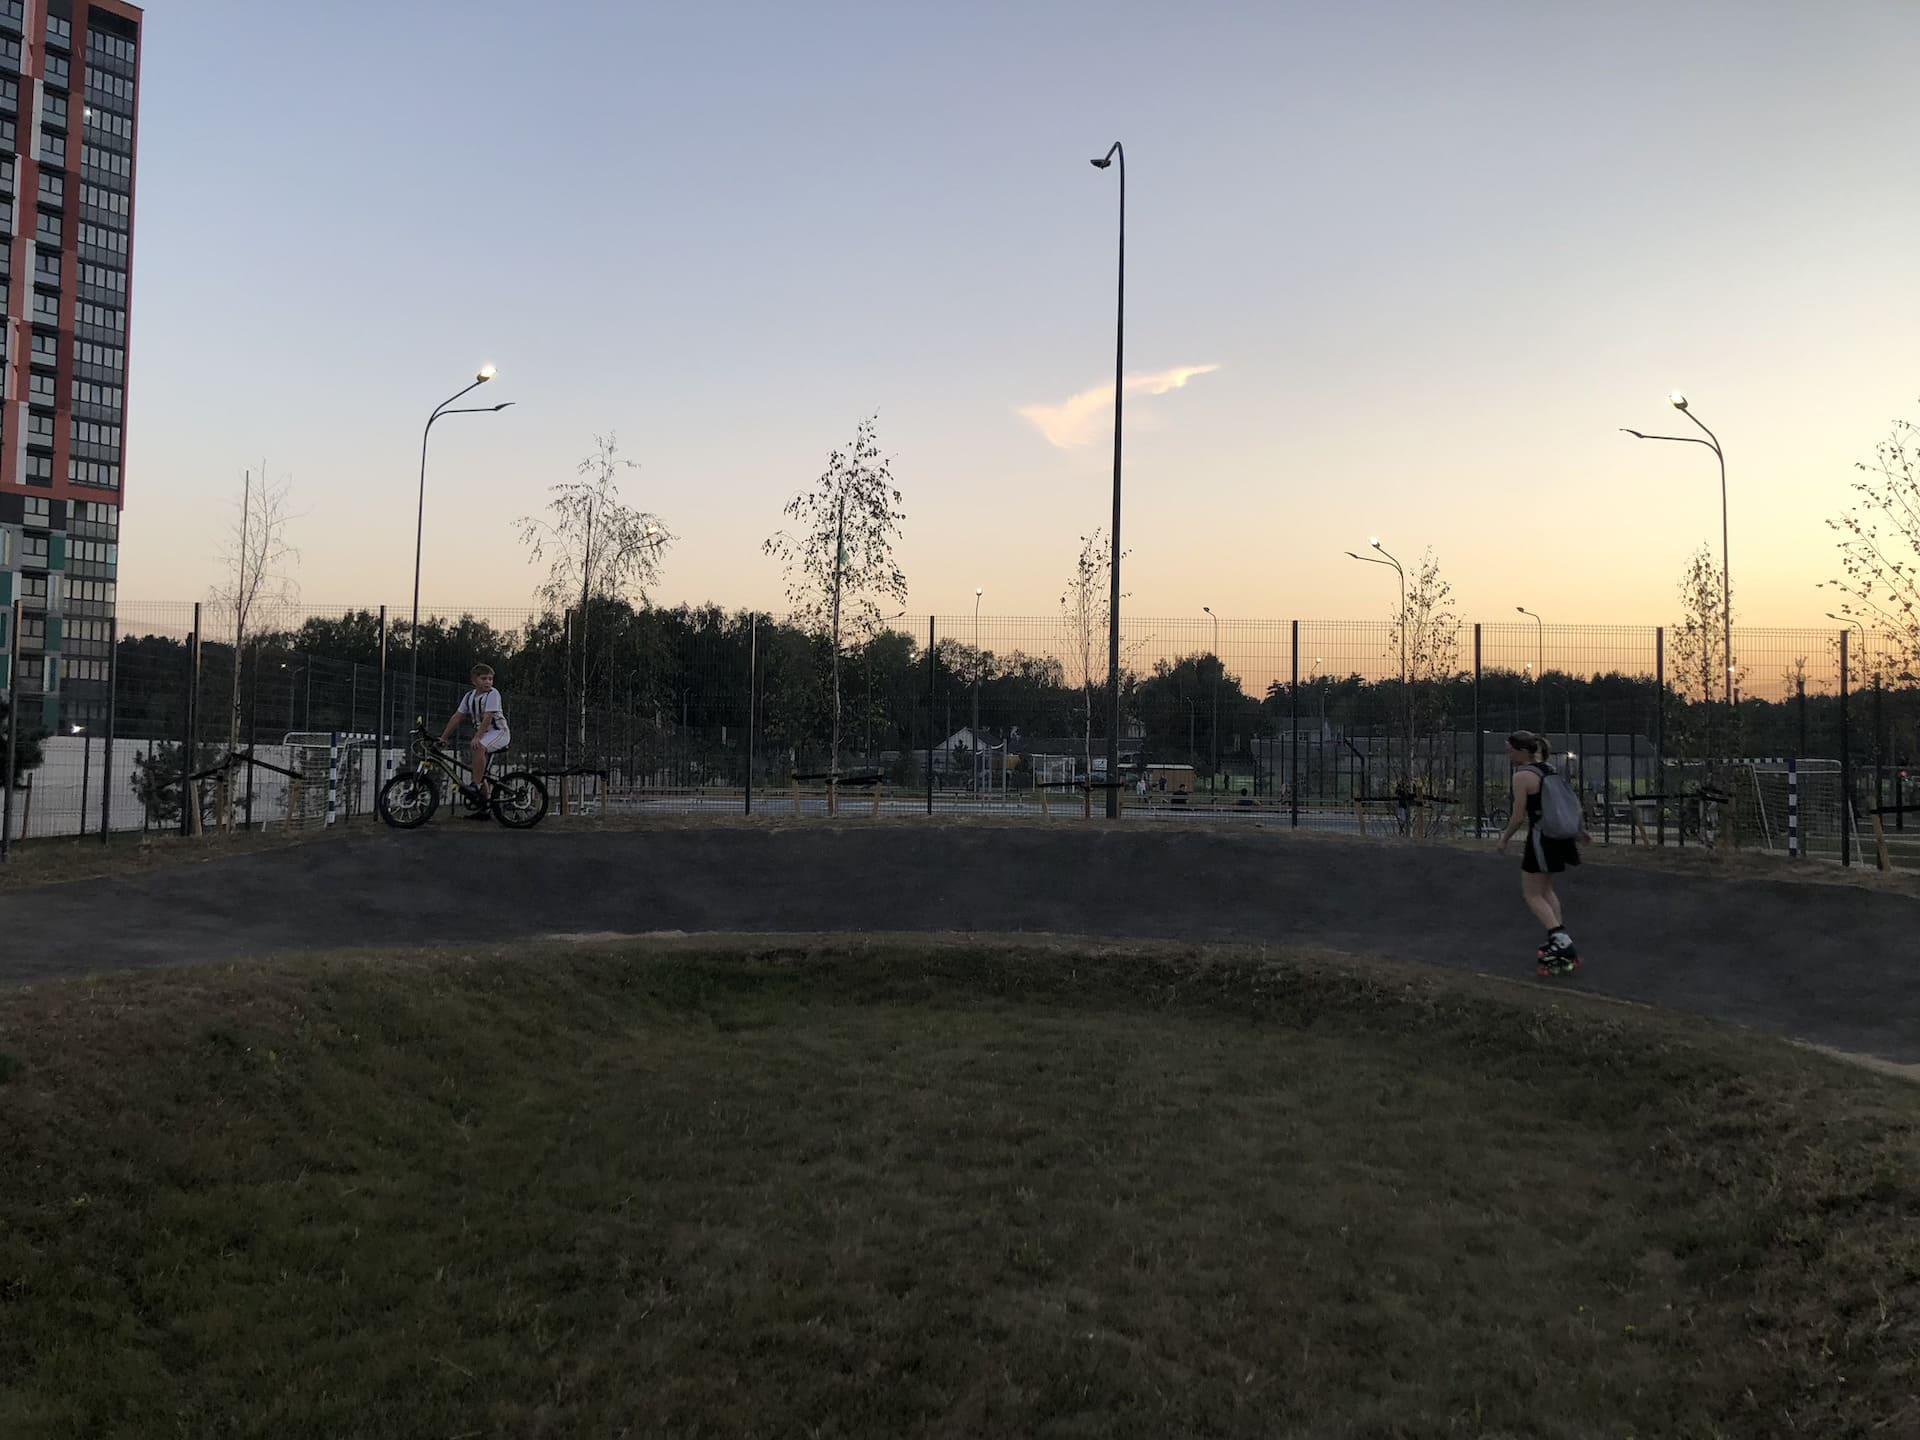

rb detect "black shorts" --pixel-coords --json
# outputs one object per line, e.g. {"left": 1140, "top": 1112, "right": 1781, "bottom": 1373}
{"left": 1522, "top": 827, "right": 1581, "bottom": 875}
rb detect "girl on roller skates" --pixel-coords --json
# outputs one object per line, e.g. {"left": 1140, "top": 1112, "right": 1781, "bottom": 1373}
{"left": 1497, "top": 730, "right": 1588, "bottom": 974}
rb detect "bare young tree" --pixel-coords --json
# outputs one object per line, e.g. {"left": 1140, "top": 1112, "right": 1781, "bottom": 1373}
{"left": 518, "top": 434, "right": 673, "bottom": 755}
{"left": 1825, "top": 409, "right": 1920, "bottom": 679}
{"left": 1060, "top": 527, "right": 1128, "bottom": 781}
{"left": 763, "top": 417, "right": 908, "bottom": 807}
{"left": 1672, "top": 543, "right": 1741, "bottom": 760}
{"left": 1385, "top": 547, "right": 1462, "bottom": 790}
{"left": 211, "top": 466, "right": 297, "bottom": 831}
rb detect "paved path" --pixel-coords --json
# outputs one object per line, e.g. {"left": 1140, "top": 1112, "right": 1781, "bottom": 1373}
{"left": 2, "top": 824, "right": 1915, "bottom": 1063}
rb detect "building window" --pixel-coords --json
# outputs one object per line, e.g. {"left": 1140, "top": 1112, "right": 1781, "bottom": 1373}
{"left": 88, "top": 30, "right": 135, "bottom": 64}
{"left": 79, "top": 223, "right": 126, "bottom": 255}
{"left": 72, "top": 379, "right": 122, "bottom": 410}
{"left": 35, "top": 209, "right": 59, "bottom": 246}
{"left": 45, "top": 51, "right": 66, "bottom": 88}
{"left": 0, "top": 75, "right": 16, "bottom": 110}
{"left": 27, "top": 407, "right": 52, "bottom": 441}
{"left": 43, "top": 92, "right": 66, "bottom": 127}
{"left": 69, "top": 458, "right": 120, "bottom": 489}
{"left": 28, "top": 372, "right": 54, "bottom": 403}
{"left": 84, "top": 106, "right": 132, "bottom": 142}
{"left": 76, "top": 342, "right": 123, "bottom": 374}
{"left": 32, "top": 292, "right": 59, "bottom": 326}
{"left": 39, "top": 171, "right": 63, "bottom": 206}
{"left": 82, "top": 144, "right": 131, "bottom": 179}
{"left": 38, "top": 128, "right": 63, "bottom": 166}
{"left": 0, "top": 116, "right": 15, "bottom": 148}
{"left": 16, "top": 656, "right": 44, "bottom": 688}
{"left": 23, "top": 453, "right": 51, "bottom": 484}
{"left": 77, "top": 301, "right": 124, "bottom": 335}
{"left": 33, "top": 251, "right": 59, "bottom": 286}
{"left": 22, "top": 533, "right": 47, "bottom": 563}
{"left": 79, "top": 263, "right": 124, "bottom": 295}
{"left": 80, "top": 182, "right": 125, "bottom": 217}
{"left": 21, "top": 573, "right": 48, "bottom": 600}
{"left": 45, "top": 14, "right": 69, "bottom": 48}
{"left": 0, "top": 35, "right": 20, "bottom": 70}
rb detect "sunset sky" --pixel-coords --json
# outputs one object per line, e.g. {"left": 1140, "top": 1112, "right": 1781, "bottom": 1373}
{"left": 118, "top": 0, "right": 1920, "bottom": 629}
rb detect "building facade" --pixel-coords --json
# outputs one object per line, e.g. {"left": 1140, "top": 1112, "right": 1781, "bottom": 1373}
{"left": 0, "top": 0, "right": 140, "bottom": 732}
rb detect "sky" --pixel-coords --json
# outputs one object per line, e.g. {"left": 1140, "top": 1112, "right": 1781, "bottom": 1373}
{"left": 117, "top": 0, "right": 1920, "bottom": 629}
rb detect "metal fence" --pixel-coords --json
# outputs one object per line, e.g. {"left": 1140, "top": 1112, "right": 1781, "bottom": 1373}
{"left": 3, "top": 600, "right": 1916, "bottom": 868}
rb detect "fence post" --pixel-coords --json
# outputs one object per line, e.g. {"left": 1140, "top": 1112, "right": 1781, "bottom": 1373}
{"left": 1840, "top": 628, "right": 1852, "bottom": 867}
{"left": 1787, "top": 757, "right": 1800, "bottom": 859}
{"left": 99, "top": 612, "right": 118, "bottom": 842}
{"left": 1472, "top": 623, "right": 1483, "bottom": 839}
{"left": 1, "top": 600, "right": 19, "bottom": 860}
{"left": 1654, "top": 626, "right": 1666, "bottom": 847}
{"left": 1290, "top": 620, "right": 1299, "bottom": 829}
{"left": 746, "top": 615, "right": 757, "bottom": 816}
{"left": 925, "top": 616, "right": 935, "bottom": 816}
{"left": 376, "top": 606, "right": 389, "bottom": 798}
{"left": 181, "top": 602, "right": 201, "bottom": 837}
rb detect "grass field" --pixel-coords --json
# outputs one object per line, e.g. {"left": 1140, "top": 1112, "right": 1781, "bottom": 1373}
{"left": 2, "top": 937, "right": 1915, "bottom": 1437}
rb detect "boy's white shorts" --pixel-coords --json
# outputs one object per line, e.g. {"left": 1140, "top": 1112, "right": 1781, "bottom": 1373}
{"left": 476, "top": 729, "right": 512, "bottom": 753}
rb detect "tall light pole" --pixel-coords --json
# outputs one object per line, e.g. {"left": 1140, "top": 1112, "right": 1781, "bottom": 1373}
{"left": 1623, "top": 393, "right": 1731, "bottom": 708}
{"left": 1346, "top": 539, "right": 1409, "bottom": 784}
{"left": 1202, "top": 605, "right": 1220, "bottom": 793}
{"left": 409, "top": 364, "right": 513, "bottom": 725}
{"left": 1091, "top": 140, "right": 1124, "bottom": 816}
{"left": 1517, "top": 605, "right": 1545, "bottom": 732}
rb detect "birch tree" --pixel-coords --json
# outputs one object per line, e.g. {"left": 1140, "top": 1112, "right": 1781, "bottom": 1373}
{"left": 1825, "top": 409, "right": 1920, "bottom": 680}
{"left": 1060, "top": 527, "right": 1127, "bottom": 781}
{"left": 518, "top": 434, "right": 673, "bottom": 756}
{"left": 763, "top": 417, "right": 907, "bottom": 806}
{"left": 210, "top": 466, "right": 297, "bottom": 829}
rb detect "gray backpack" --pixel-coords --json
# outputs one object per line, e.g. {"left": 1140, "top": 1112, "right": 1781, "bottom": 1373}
{"left": 1535, "top": 763, "right": 1583, "bottom": 840}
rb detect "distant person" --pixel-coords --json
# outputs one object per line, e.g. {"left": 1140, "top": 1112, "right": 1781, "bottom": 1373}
{"left": 1497, "top": 730, "right": 1587, "bottom": 974}
{"left": 439, "top": 664, "right": 511, "bottom": 819}
{"left": 1236, "top": 787, "right": 1254, "bottom": 808}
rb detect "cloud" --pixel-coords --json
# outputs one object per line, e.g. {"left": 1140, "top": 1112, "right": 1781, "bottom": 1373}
{"left": 1018, "top": 364, "right": 1220, "bottom": 450}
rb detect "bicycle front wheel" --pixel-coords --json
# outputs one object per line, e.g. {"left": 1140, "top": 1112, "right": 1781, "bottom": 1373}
{"left": 379, "top": 771, "right": 441, "bottom": 829}
{"left": 490, "top": 771, "right": 549, "bottom": 829}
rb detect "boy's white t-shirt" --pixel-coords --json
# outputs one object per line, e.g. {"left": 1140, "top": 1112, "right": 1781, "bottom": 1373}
{"left": 459, "top": 687, "right": 509, "bottom": 741}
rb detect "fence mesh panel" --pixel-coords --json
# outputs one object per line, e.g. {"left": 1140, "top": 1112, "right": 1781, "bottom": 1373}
{"left": 1, "top": 603, "right": 1913, "bottom": 866}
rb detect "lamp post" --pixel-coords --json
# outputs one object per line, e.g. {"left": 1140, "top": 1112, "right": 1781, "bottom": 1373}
{"left": 1346, "top": 539, "right": 1409, "bottom": 785}
{"left": 409, "top": 365, "right": 513, "bottom": 725}
{"left": 1202, "top": 605, "right": 1220, "bottom": 793}
{"left": 1090, "top": 140, "right": 1124, "bottom": 817}
{"left": 1517, "top": 606, "right": 1545, "bottom": 731}
{"left": 1622, "top": 393, "right": 1731, "bottom": 708}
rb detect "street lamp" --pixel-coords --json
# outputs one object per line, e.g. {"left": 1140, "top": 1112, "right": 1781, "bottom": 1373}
{"left": 409, "top": 365, "right": 514, "bottom": 725}
{"left": 1345, "top": 539, "right": 1409, "bottom": 785}
{"left": 1622, "top": 393, "right": 1731, "bottom": 708}
{"left": 1202, "top": 605, "right": 1220, "bottom": 793}
{"left": 1090, "top": 140, "right": 1124, "bottom": 817}
{"left": 1517, "top": 605, "right": 1545, "bottom": 731}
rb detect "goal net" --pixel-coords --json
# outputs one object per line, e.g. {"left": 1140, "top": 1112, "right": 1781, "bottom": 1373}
{"left": 283, "top": 733, "right": 374, "bottom": 830}
{"left": 1741, "top": 759, "right": 1851, "bottom": 860}
{"left": 1030, "top": 753, "right": 1077, "bottom": 787}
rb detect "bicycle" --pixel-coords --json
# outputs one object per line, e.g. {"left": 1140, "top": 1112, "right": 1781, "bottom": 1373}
{"left": 377, "top": 724, "right": 550, "bottom": 830}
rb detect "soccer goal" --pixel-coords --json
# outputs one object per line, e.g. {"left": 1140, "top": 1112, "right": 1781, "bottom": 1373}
{"left": 1742, "top": 759, "right": 1851, "bottom": 860}
{"left": 283, "top": 733, "right": 375, "bottom": 830}
{"left": 1030, "top": 753, "right": 1078, "bottom": 788}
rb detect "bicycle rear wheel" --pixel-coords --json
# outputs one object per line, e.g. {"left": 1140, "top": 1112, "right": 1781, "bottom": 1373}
{"left": 379, "top": 771, "right": 441, "bottom": 829}
{"left": 490, "top": 771, "right": 549, "bottom": 829}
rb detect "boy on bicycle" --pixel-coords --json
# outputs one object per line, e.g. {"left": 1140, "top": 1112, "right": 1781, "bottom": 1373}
{"left": 439, "top": 664, "right": 511, "bottom": 815}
